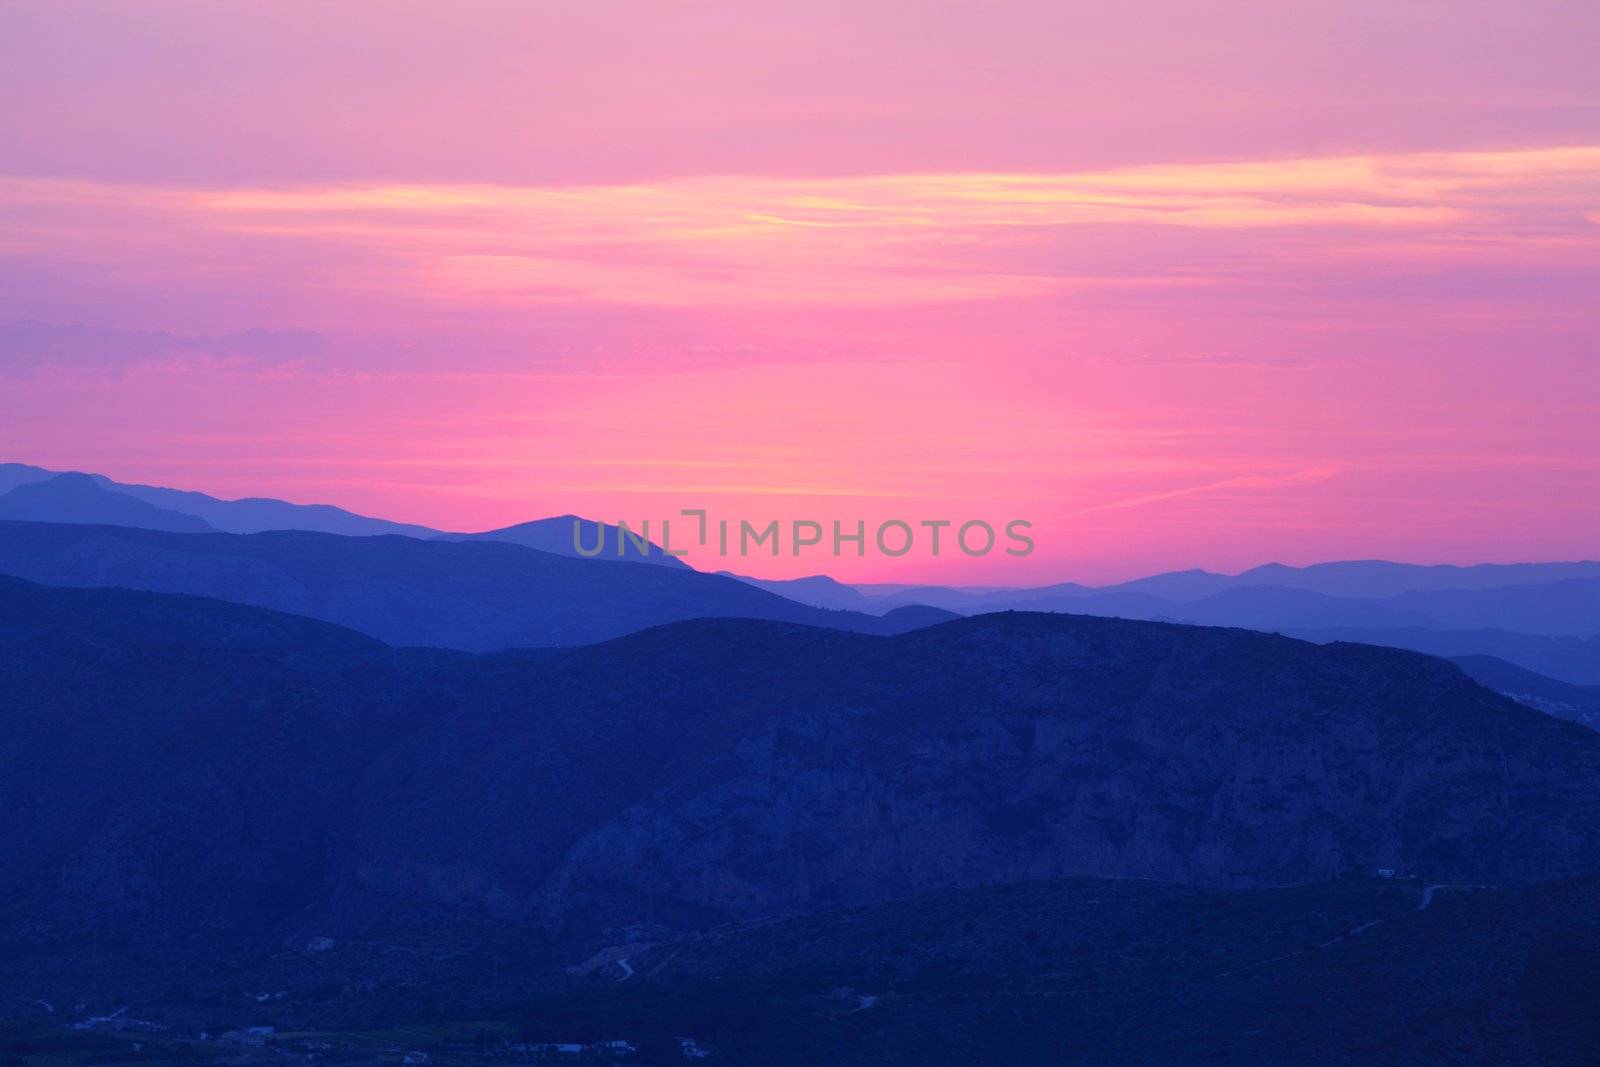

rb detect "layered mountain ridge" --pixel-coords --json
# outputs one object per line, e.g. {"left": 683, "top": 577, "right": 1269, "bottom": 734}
{"left": 5, "top": 576, "right": 1599, "bottom": 962}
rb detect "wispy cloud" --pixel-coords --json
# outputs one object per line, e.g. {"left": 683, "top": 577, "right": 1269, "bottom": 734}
{"left": 2, "top": 144, "right": 1596, "bottom": 310}
{"left": 1073, "top": 466, "right": 1346, "bottom": 516}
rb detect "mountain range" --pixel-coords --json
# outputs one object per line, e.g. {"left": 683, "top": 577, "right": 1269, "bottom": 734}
{"left": 0, "top": 521, "right": 950, "bottom": 650}
{"left": 0, "top": 465, "right": 693, "bottom": 566}
{"left": 2, "top": 461, "right": 1596, "bottom": 686}
{"left": 846, "top": 559, "right": 1600, "bottom": 611}
{"left": 4, "top": 465, "right": 1600, "bottom": 1063}
{"left": 757, "top": 569, "right": 1600, "bottom": 684}
{"left": 6, "top": 575, "right": 1600, "bottom": 964}
{"left": 0, "top": 471, "right": 214, "bottom": 533}
{"left": 438, "top": 515, "right": 691, "bottom": 568}
{"left": 0, "top": 462, "right": 435, "bottom": 537}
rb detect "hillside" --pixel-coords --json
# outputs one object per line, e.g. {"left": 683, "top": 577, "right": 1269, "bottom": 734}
{"left": 1452, "top": 655, "right": 1600, "bottom": 730}
{"left": 10, "top": 877, "right": 1598, "bottom": 1064}
{"left": 1288, "top": 626, "right": 1600, "bottom": 686}
{"left": 5, "top": 577, "right": 1600, "bottom": 967}
{"left": 540, "top": 875, "right": 1600, "bottom": 1065}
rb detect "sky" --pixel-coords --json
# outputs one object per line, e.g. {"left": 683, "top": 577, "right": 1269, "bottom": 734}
{"left": 1, "top": 0, "right": 1597, "bottom": 582}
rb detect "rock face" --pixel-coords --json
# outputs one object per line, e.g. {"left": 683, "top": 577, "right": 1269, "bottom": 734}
{"left": 420, "top": 614, "right": 1600, "bottom": 934}
{"left": 4, "top": 577, "right": 1600, "bottom": 958}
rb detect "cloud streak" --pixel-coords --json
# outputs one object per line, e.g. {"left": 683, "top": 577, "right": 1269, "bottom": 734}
{"left": 1072, "top": 467, "right": 1348, "bottom": 517}
{"left": 3, "top": 144, "right": 1596, "bottom": 311}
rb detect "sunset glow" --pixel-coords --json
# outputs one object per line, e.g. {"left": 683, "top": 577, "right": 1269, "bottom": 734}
{"left": 3, "top": 1, "right": 1596, "bottom": 581}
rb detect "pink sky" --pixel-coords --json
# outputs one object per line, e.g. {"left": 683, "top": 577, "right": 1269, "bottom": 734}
{"left": 1, "top": 1, "right": 1597, "bottom": 582}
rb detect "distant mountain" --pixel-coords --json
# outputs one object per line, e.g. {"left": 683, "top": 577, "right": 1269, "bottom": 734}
{"left": 101, "top": 477, "right": 439, "bottom": 537}
{"left": 854, "top": 579, "right": 1600, "bottom": 680}
{"left": 8, "top": 459, "right": 1600, "bottom": 648}
{"left": 857, "top": 559, "right": 1600, "bottom": 612}
{"left": 1289, "top": 627, "right": 1600, "bottom": 686}
{"left": 1094, "top": 567, "right": 1238, "bottom": 602}
{"left": 0, "top": 521, "right": 941, "bottom": 650}
{"left": 0, "top": 472, "right": 214, "bottom": 532}
{"left": 851, "top": 580, "right": 1098, "bottom": 614}
{"left": 850, "top": 571, "right": 1258, "bottom": 612}
{"left": 0, "top": 461, "right": 439, "bottom": 537}
{"left": 1164, "top": 584, "right": 1435, "bottom": 631}
{"left": 726, "top": 572, "right": 875, "bottom": 610}
{"left": 5, "top": 462, "right": 714, "bottom": 554}
{"left": 1234, "top": 559, "right": 1600, "bottom": 599}
{"left": 5, "top": 578, "right": 1600, "bottom": 964}
{"left": 725, "top": 572, "right": 956, "bottom": 623}
{"left": 1101, "top": 559, "right": 1600, "bottom": 602}
{"left": 1450, "top": 655, "right": 1600, "bottom": 730}
{"left": 0, "top": 462, "right": 54, "bottom": 495}
{"left": 1054, "top": 580, "right": 1600, "bottom": 637}
{"left": 439, "top": 515, "right": 690, "bottom": 568}
{"left": 1386, "top": 578, "right": 1600, "bottom": 637}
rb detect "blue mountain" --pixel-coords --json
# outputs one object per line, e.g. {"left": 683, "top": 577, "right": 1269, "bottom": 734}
{"left": 0, "top": 520, "right": 945, "bottom": 650}
{"left": 437, "top": 514, "right": 690, "bottom": 568}
{"left": 0, "top": 472, "right": 214, "bottom": 532}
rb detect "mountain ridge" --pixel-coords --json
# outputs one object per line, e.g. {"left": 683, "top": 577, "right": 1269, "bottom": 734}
{"left": 0, "top": 520, "right": 940, "bottom": 650}
{"left": 436, "top": 514, "right": 690, "bottom": 568}
{"left": 0, "top": 472, "right": 215, "bottom": 533}
{"left": 7, "top": 577, "right": 1600, "bottom": 960}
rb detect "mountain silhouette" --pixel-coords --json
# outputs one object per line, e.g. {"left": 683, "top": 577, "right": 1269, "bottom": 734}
{"left": 101, "top": 477, "right": 439, "bottom": 537}
{"left": 857, "top": 560, "right": 1600, "bottom": 612}
{"left": 726, "top": 571, "right": 875, "bottom": 609}
{"left": 0, "top": 461, "right": 439, "bottom": 537}
{"left": 1384, "top": 578, "right": 1600, "bottom": 636}
{"left": 0, "top": 472, "right": 214, "bottom": 532}
{"left": 853, "top": 577, "right": 1600, "bottom": 680}
{"left": 0, "top": 461, "right": 54, "bottom": 495}
{"left": 0, "top": 521, "right": 941, "bottom": 650}
{"left": 1233, "top": 559, "right": 1600, "bottom": 598}
{"left": 438, "top": 514, "right": 690, "bottom": 568}
{"left": 1032, "top": 580, "right": 1600, "bottom": 637}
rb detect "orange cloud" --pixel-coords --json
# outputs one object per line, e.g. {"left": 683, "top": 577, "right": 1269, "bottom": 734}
{"left": 3, "top": 144, "right": 1595, "bottom": 310}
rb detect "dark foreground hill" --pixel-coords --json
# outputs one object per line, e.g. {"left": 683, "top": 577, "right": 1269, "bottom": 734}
{"left": 0, "top": 520, "right": 936, "bottom": 649}
{"left": 5, "top": 577, "right": 1600, "bottom": 966}
{"left": 1451, "top": 654, "right": 1600, "bottom": 730}
{"left": 556, "top": 875, "right": 1600, "bottom": 1066}
{"left": 573, "top": 875, "right": 1600, "bottom": 1066}
{"left": 10, "top": 876, "right": 1599, "bottom": 1065}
